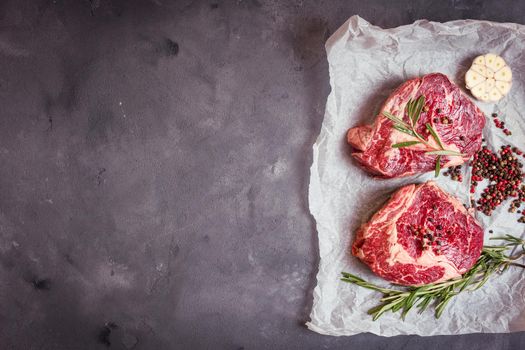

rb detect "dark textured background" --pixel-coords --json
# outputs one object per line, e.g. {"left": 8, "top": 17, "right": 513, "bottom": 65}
{"left": 1, "top": 0, "right": 524, "bottom": 349}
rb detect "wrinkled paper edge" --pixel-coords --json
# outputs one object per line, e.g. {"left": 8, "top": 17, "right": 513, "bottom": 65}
{"left": 306, "top": 15, "right": 525, "bottom": 337}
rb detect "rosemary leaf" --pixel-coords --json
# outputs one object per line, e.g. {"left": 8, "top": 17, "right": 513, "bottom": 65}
{"left": 405, "top": 289, "right": 418, "bottom": 307}
{"left": 412, "top": 96, "right": 425, "bottom": 125}
{"left": 425, "top": 123, "right": 445, "bottom": 149}
{"left": 406, "top": 100, "right": 415, "bottom": 122}
{"left": 425, "top": 150, "right": 465, "bottom": 156}
{"left": 392, "top": 141, "right": 421, "bottom": 148}
{"left": 458, "top": 272, "right": 475, "bottom": 292}
{"left": 392, "top": 125, "right": 416, "bottom": 136}
{"left": 401, "top": 290, "right": 419, "bottom": 319}
{"left": 392, "top": 299, "right": 405, "bottom": 313}
{"left": 382, "top": 111, "right": 410, "bottom": 128}
{"left": 491, "top": 234, "right": 525, "bottom": 245}
{"left": 372, "top": 302, "right": 398, "bottom": 321}
{"left": 417, "top": 295, "right": 433, "bottom": 314}
{"left": 434, "top": 155, "right": 441, "bottom": 177}
{"left": 435, "top": 295, "right": 453, "bottom": 319}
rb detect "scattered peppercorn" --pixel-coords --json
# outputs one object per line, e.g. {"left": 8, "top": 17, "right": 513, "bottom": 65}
{"left": 409, "top": 222, "right": 446, "bottom": 253}
{"left": 470, "top": 145, "right": 524, "bottom": 223}
{"left": 493, "top": 118, "right": 504, "bottom": 129}
{"left": 444, "top": 165, "right": 462, "bottom": 182}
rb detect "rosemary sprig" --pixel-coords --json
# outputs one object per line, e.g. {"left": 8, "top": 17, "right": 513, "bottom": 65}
{"left": 383, "top": 95, "right": 465, "bottom": 176}
{"left": 341, "top": 234, "right": 525, "bottom": 320}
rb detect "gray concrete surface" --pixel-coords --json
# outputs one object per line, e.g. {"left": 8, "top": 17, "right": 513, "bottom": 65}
{"left": 0, "top": 0, "right": 524, "bottom": 349}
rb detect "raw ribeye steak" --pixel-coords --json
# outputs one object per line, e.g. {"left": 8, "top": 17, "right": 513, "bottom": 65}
{"left": 347, "top": 73, "right": 486, "bottom": 178}
{"left": 352, "top": 181, "right": 483, "bottom": 286}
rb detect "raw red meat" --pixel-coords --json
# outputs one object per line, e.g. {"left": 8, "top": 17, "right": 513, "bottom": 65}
{"left": 347, "top": 73, "right": 486, "bottom": 178}
{"left": 352, "top": 181, "right": 483, "bottom": 286}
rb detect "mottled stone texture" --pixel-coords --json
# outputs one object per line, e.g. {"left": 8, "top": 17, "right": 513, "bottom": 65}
{"left": 0, "top": 1, "right": 524, "bottom": 349}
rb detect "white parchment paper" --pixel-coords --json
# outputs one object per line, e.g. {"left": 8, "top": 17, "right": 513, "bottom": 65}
{"left": 307, "top": 16, "right": 525, "bottom": 336}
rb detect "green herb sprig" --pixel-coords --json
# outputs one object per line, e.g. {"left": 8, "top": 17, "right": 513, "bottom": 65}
{"left": 341, "top": 234, "right": 525, "bottom": 320}
{"left": 383, "top": 96, "right": 466, "bottom": 177}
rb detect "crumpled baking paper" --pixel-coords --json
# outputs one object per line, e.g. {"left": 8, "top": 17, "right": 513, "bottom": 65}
{"left": 307, "top": 15, "right": 525, "bottom": 336}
